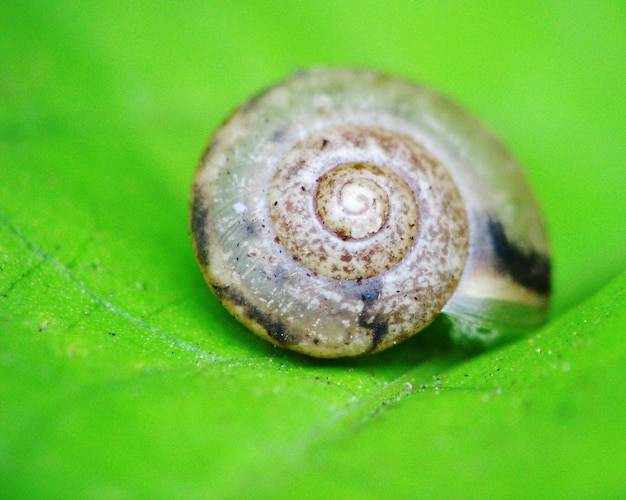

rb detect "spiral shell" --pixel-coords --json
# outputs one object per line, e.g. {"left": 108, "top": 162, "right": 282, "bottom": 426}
{"left": 190, "top": 69, "right": 550, "bottom": 358}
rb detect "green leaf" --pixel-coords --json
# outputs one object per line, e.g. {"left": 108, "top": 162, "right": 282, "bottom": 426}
{"left": 1, "top": 2, "right": 625, "bottom": 498}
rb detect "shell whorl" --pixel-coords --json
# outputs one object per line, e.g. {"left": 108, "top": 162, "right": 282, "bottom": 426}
{"left": 269, "top": 125, "right": 467, "bottom": 282}
{"left": 191, "top": 69, "right": 551, "bottom": 358}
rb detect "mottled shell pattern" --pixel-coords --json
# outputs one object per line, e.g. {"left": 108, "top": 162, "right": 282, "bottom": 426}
{"left": 190, "top": 69, "right": 550, "bottom": 358}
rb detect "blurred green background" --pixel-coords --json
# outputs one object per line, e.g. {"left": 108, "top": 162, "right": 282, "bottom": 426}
{"left": 1, "top": 1, "right": 625, "bottom": 498}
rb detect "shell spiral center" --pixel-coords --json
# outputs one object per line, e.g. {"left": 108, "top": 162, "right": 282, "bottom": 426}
{"left": 316, "top": 162, "right": 416, "bottom": 241}
{"left": 269, "top": 126, "right": 424, "bottom": 281}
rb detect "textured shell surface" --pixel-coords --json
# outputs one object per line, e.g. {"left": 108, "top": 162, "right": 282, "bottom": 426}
{"left": 190, "top": 68, "right": 550, "bottom": 358}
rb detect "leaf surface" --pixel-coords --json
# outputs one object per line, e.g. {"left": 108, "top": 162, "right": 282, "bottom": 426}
{"left": 1, "top": 2, "right": 625, "bottom": 498}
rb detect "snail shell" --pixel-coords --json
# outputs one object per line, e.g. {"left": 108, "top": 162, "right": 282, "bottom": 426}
{"left": 190, "top": 69, "right": 550, "bottom": 358}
